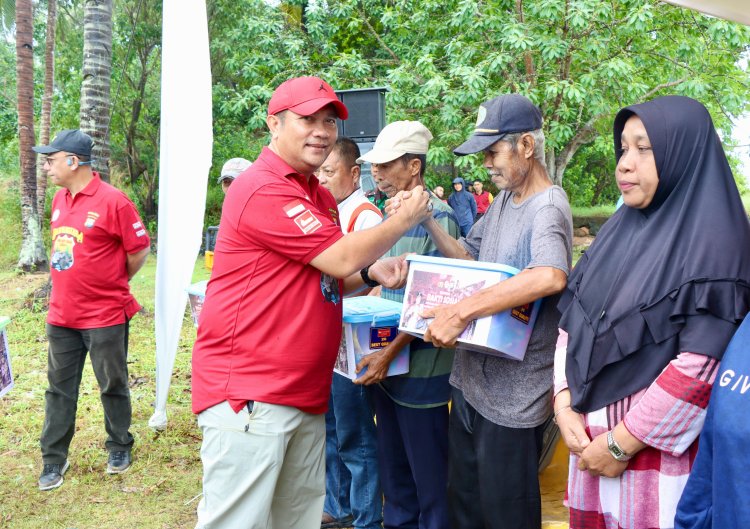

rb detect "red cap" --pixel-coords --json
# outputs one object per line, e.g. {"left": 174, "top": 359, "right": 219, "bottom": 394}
{"left": 268, "top": 76, "right": 348, "bottom": 119}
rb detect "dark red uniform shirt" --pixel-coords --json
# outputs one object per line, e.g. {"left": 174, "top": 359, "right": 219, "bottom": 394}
{"left": 48, "top": 174, "right": 150, "bottom": 329}
{"left": 191, "top": 148, "right": 344, "bottom": 415}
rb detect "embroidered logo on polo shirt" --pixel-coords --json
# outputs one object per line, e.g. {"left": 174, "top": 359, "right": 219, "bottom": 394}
{"left": 295, "top": 211, "right": 322, "bottom": 234}
{"left": 284, "top": 200, "right": 322, "bottom": 235}
{"left": 51, "top": 233, "right": 76, "bottom": 272}
{"left": 328, "top": 207, "right": 339, "bottom": 225}
{"left": 84, "top": 211, "right": 99, "bottom": 228}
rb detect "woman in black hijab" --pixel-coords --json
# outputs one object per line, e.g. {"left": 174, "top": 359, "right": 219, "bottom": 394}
{"left": 551, "top": 96, "right": 750, "bottom": 529}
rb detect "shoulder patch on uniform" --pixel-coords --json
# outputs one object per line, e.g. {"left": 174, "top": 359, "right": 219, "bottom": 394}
{"left": 294, "top": 210, "right": 322, "bottom": 234}
{"left": 283, "top": 200, "right": 306, "bottom": 218}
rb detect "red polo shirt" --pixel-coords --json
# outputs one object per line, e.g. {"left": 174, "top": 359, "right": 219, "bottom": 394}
{"left": 48, "top": 174, "right": 150, "bottom": 329}
{"left": 191, "top": 147, "right": 344, "bottom": 415}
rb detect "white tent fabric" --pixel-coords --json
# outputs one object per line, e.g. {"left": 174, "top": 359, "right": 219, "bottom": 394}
{"left": 662, "top": 0, "right": 750, "bottom": 26}
{"left": 149, "top": 0, "right": 213, "bottom": 430}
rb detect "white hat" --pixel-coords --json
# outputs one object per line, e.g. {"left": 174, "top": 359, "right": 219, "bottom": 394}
{"left": 218, "top": 157, "right": 252, "bottom": 183}
{"left": 357, "top": 121, "right": 433, "bottom": 164}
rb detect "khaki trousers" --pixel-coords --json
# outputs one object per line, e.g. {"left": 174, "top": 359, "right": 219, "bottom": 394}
{"left": 196, "top": 400, "right": 325, "bottom": 529}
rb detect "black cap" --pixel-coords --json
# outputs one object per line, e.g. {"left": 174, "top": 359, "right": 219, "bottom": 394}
{"left": 33, "top": 129, "right": 93, "bottom": 156}
{"left": 454, "top": 94, "right": 543, "bottom": 156}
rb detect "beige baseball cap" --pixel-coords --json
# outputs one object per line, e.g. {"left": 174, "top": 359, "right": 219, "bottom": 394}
{"left": 218, "top": 157, "right": 252, "bottom": 183}
{"left": 357, "top": 121, "right": 433, "bottom": 164}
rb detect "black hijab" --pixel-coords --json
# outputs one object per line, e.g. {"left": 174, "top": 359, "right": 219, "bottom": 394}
{"left": 558, "top": 96, "right": 750, "bottom": 413}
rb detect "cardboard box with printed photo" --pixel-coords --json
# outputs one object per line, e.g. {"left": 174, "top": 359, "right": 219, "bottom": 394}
{"left": 400, "top": 255, "right": 540, "bottom": 360}
{"left": 0, "top": 317, "right": 14, "bottom": 398}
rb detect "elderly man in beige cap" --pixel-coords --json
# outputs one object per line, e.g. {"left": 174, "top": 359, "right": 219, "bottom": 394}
{"left": 217, "top": 157, "right": 252, "bottom": 193}
{"left": 355, "top": 120, "right": 460, "bottom": 529}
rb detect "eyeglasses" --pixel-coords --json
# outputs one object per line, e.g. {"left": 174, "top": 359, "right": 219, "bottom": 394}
{"left": 43, "top": 154, "right": 74, "bottom": 164}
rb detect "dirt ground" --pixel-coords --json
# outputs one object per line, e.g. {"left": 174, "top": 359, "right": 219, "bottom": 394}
{"left": 573, "top": 234, "right": 595, "bottom": 249}
{"left": 0, "top": 271, "right": 48, "bottom": 306}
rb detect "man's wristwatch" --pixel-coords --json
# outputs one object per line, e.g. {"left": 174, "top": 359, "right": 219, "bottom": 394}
{"left": 607, "top": 430, "right": 632, "bottom": 462}
{"left": 360, "top": 265, "right": 379, "bottom": 287}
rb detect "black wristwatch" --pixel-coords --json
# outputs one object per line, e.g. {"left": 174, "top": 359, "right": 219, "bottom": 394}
{"left": 360, "top": 265, "right": 379, "bottom": 287}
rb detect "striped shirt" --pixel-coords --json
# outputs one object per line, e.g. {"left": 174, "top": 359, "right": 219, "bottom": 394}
{"left": 379, "top": 196, "right": 460, "bottom": 408}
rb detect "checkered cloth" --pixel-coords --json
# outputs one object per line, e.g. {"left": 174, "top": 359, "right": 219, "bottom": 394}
{"left": 555, "top": 333, "right": 718, "bottom": 529}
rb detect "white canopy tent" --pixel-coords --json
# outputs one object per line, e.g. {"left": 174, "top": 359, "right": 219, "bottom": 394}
{"left": 662, "top": 0, "right": 750, "bottom": 26}
{"left": 148, "top": 0, "right": 212, "bottom": 430}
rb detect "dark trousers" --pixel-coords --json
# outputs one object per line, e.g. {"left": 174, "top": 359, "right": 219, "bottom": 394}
{"left": 40, "top": 323, "right": 134, "bottom": 464}
{"left": 448, "top": 388, "right": 544, "bottom": 529}
{"left": 370, "top": 384, "right": 450, "bottom": 529}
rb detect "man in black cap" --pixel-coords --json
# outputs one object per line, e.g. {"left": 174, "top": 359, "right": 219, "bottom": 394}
{"left": 33, "top": 129, "right": 151, "bottom": 490}
{"left": 417, "top": 94, "right": 573, "bottom": 528}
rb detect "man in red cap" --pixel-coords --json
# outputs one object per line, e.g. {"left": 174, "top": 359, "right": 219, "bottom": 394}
{"left": 191, "top": 76, "right": 433, "bottom": 529}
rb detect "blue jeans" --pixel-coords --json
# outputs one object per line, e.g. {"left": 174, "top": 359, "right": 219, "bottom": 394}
{"left": 324, "top": 373, "right": 382, "bottom": 528}
{"left": 370, "top": 384, "right": 449, "bottom": 529}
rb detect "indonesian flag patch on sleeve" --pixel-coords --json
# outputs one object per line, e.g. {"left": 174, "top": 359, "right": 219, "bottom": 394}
{"left": 284, "top": 200, "right": 322, "bottom": 234}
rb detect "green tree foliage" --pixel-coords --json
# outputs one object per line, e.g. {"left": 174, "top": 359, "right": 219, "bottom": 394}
{"left": 109, "top": 0, "right": 162, "bottom": 220}
{"left": 0, "top": 34, "right": 18, "bottom": 170}
{"left": 1, "top": 0, "right": 749, "bottom": 234}
{"left": 211, "top": 0, "right": 750, "bottom": 201}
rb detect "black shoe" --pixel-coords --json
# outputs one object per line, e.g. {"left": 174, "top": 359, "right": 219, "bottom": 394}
{"left": 106, "top": 450, "right": 132, "bottom": 474}
{"left": 38, "top": 460, "right": 69, "bottom": 491}
{"left": 321, "top": 514, "right": 354, "bottom": 529}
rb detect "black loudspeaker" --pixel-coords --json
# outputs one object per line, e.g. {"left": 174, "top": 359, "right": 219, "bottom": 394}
{"left": 335, "top": 87, "right": 388, "bottom": 140}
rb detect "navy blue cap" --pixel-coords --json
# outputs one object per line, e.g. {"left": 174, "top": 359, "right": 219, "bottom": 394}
{"left": 33, "top": 129, "right": 93, "bottom": 157}
{"left": 454, "top": 94, "right": 543, "bottom": 156}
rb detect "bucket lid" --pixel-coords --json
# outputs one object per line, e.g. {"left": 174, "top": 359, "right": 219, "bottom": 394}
{"left": 0, "top": 316, "right": 9, "bottom": 330}
{"left": 343, "top": 296, "right": 403, "bottom": 324}
{"left": 406, "top": 254, "right": 520, "bottom": 275}
{"left": 186, "top": 280, "right": 209, "bottom": 296}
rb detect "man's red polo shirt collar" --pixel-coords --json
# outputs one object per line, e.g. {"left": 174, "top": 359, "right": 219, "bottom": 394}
{"left": 64, "top": 172, "right": 102, "bottom": 200}
{"left": 259, "top": 147, "right": 322, "bottom": 200}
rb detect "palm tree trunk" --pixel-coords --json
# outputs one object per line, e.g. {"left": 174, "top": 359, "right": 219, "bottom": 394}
{"left": 36, "top": 0, "right": 57, "bottom": 220}
{"left": 80, "top": 0, "right": 112, "bottom": 182}
{"left": 16, "top": 0, "right": 48, "bottom": 272}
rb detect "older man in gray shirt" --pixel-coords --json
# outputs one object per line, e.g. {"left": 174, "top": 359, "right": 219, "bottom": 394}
{"left": 416, "top": 94, "right": 573, "bottom": 529}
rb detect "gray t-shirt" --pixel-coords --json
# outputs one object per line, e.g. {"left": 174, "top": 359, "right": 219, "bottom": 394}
{"left": 451, "top": 185, "right": 573, "bottom": 428}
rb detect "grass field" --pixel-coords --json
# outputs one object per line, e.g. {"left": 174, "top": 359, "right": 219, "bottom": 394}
{"left": 0, "top": 259, "right": 210, "bottom": 529}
